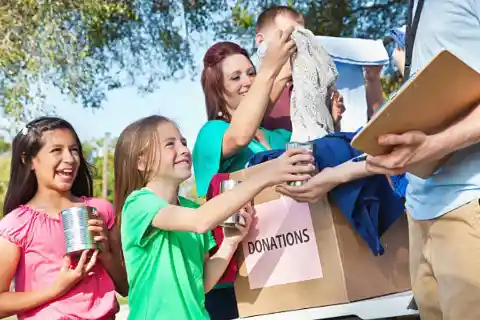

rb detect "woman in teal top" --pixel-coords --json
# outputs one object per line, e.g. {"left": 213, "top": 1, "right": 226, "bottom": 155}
{"left": 194, "top": 120, "right": 291, "bottom": 196}
{"left": 193, "top": 35, "right": 297, "bottom": 198}
{"left": 192, "top": 34, "right": 297, "bottom": 320}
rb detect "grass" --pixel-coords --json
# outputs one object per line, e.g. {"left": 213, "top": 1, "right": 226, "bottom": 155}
{"left": 0, "top": 155, "right": 10, "bottom": 181}
{"left": 118, "top": 295, "right": 129, "bottom": 305}
{"left": 0, "top": 155, "right": 10, "bottom": 218}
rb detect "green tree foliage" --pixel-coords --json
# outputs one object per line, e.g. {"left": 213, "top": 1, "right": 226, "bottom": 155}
{"left": 83, "top": 138, "right": 116, "bottom": 203}
{"left": 1, "top": 0, "right": 407, "bottom": 120}
{"left": 381, "top": 70, "right": 403, "bottom": 99}
{"left": 0, "top": 136, "right": 10, "bottom": 154}
{"left": 0, "top": 153, "right": 10, "bottom": 218}
{"left": 231, "top": 0, "right": 407, "bottom": 40}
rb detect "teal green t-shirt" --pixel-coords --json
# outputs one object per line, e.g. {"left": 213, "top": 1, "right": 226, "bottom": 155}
{"left": 192, "top": 120, "right": 291, "bottom": 198}
{"left": 121, "top": 188, "right": 216, "bottom": 320}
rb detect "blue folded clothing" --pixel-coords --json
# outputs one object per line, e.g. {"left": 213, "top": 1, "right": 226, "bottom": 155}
{"left": 247, "top": 132, "right": 405, "bottom": 256}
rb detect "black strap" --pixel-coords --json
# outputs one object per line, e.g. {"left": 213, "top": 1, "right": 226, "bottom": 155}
{"left": 404, "top": 0, "right": 425, "bottom": 81}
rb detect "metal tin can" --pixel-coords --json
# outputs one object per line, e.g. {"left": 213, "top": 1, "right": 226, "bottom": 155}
{"left": 219, "top": 180, "right": 247, "bottom": 228}
{"left": 61, "top": 206, "right": 97, "bottom": 255}
{"left": 286, "top": 141, "right": 316, "bottom": 186}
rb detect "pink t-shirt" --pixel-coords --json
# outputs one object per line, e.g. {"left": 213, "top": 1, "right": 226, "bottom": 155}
{"left": 0, "top": 198, "right": 119, "bottom": 320}
{"left": 261, "top": 86, "right": 293, "bottom": 131}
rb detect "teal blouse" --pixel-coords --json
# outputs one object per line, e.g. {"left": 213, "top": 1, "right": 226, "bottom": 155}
{"left": 193, "top": 120, "right": 291, "bottom": 198}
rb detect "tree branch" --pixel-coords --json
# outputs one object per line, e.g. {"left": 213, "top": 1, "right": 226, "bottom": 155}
{"left": 353, "top": 0, "right": 407, "bottom": 14}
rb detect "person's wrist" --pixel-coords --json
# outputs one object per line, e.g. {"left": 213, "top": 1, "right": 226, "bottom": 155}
{"left": 253, "top": 168, "right": 275, "bottom": 189}
{"left": 320, "top": 167, "right": 344, "bottom": 186}
{"left": 221, "top": 238, "right": 240, "bottom": 251}
{"left": 46, "top": 281, "right": 64, "bottom": 300}
{"left": 425, "top": 133, "right": 449, "bottom": 160}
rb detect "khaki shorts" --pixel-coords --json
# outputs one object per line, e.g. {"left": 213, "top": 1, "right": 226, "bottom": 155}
{"left": 408, "top": 199, "right": 480, "bottom": 320}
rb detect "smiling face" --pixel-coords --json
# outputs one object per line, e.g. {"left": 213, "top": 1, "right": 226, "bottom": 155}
{"left": 142, "top": 121, "right": 192, "bottom": 185}
{"left": 30, "top": 128, "right": 80, "bottom": 194}
{"left": 221, "top": 54, "right": 257, "bottom": 116}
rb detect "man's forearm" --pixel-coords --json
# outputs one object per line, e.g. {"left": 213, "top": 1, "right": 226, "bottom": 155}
{"left": 433, "top": 103, "right": 480, "bottom": 155}
{"left": 203, "top": 241, "right": 238, "bottom": 293}
{"left": 364, "top": 66, "right": 384, "bottom": 119}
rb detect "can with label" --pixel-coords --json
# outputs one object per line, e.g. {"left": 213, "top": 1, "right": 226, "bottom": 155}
{"left": 61, "top": 206, "right": 97, "bottom": 255}
{"left": 219, "top": 180, "right": 247, "bottom": 228}
{"left": 286, "top": 141, "right": 316, "bottom": 186}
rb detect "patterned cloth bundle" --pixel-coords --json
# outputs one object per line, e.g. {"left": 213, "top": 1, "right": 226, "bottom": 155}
{"left": 257, "top": 28, "right": 338, "bottom": 142}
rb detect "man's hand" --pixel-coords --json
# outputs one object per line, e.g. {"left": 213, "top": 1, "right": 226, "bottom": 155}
{"left": 276, "top": 167, "right": 341, "bottom": 203}
{"left": 365, "top": 131, "right": 445, "bottom": 176}
{"left": 331, "top": 90, "right": 345, "bottom": 126}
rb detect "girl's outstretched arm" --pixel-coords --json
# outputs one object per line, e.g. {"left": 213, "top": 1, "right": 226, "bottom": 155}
{"left": 151, "top": 177, "right": 265, "bottom": 234}
{"left": 0, "top": 239, "right": 95, "bottom": 318}
{"left": 276, "top": 160, "right": 374, "bottom": 203}
{"left": 151, "top": 150, "right": 314, "bottom": 234}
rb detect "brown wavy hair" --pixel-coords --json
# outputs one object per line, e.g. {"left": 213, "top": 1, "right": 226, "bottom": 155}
{"left": 3, "top": 117, "right": 93, "bottom": 216}
{"left": 200, "top": 41, "right": 254, "bottom": 122}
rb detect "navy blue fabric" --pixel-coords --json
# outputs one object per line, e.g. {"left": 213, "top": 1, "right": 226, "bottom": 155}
{"left": 247, "top": 132, "right": 405, "bottom": 256}
{"left": 205, "top": 287, "right": 238, "bottom": 320}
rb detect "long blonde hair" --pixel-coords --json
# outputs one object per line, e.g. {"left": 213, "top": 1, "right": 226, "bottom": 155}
{"left": 113, "top": 115, "right": 173, "bottom": 227}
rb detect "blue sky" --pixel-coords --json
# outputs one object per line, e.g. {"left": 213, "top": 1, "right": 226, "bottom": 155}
{"left": 50, "top": 28, "right": 228, "bottom": 148}
{"left": 53, "top": 77, "right": 207, "bottom": 148}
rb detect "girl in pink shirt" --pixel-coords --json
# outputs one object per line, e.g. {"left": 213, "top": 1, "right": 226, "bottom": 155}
{"left": 0, "top": 117, "right": 128, "bottom": 319}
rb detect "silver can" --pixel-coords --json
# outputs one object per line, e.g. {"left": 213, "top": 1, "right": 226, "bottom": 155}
{"left": 286, "top": 141, "right": 316, "bottom": 186}
{"left": 219, "top": 180, "right": 247, "bottom": 228}
{"left": 61, "top": 206, "right": 97, "bottom": 255}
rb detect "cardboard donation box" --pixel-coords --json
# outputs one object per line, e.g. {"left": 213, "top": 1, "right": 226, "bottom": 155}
{"left": 230, "top": 164, "right": 411, "bottom": 318}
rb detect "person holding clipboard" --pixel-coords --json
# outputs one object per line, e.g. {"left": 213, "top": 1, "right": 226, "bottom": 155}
{"left": 364, "top": 1, "right": 480, "bottom": 319}
{"left": 279, "top": 0, "right": 480, "bottom": 319}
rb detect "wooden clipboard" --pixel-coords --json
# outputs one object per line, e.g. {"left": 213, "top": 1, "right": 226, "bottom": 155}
{"left": 351, "top": 50, "right": 480, "bottom": 178}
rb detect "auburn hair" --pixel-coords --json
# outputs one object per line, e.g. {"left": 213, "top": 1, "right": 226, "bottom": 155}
{"left": 200, "top": 41, "right": 254, "bottom": 122}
